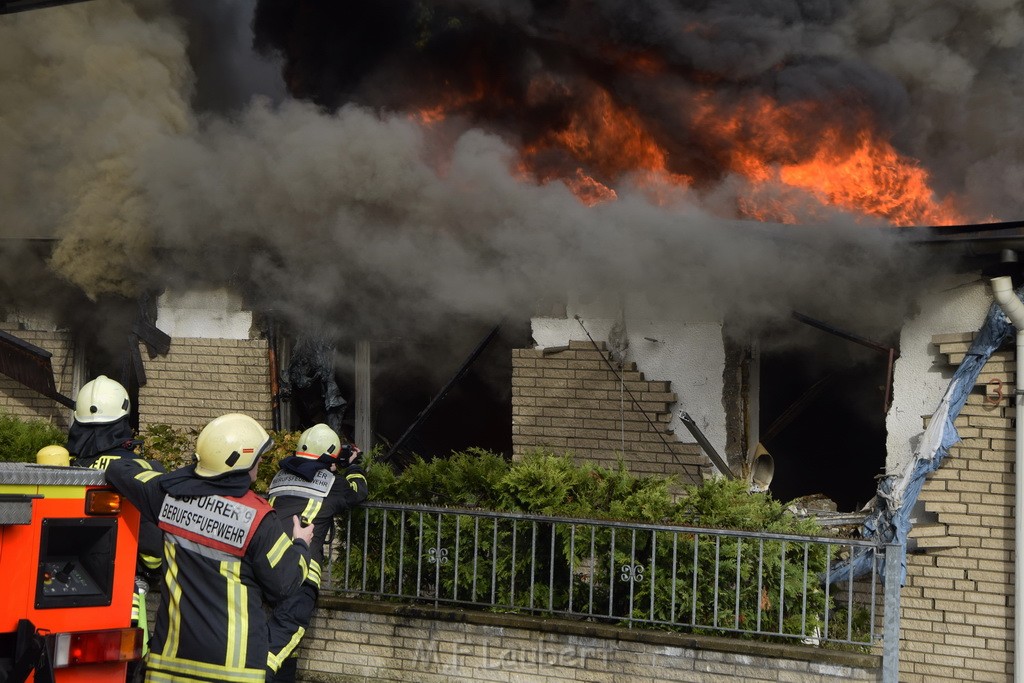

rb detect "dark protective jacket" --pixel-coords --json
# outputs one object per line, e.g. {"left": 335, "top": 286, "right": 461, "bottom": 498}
{"left": 106, "top": 461, "right": 311, "bottom": 683}
{"left": 267, "top": 458, "right": 368, "bottom": 564}
{"left": 66, "top": 415, "right": 136, "bottom": 464}
{"left": 264, "top": 458, "right": 367, "bottom": 677}
{"left": 71, "top": 425, "right": 166, "bottom": 572}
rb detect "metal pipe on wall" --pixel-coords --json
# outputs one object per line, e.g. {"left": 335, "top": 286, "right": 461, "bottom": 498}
{"left": 990, "top": 271, "right": 1024, "bottom": 682}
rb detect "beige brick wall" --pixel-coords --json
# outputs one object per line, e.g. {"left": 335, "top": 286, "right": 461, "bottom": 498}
{"left": 1, "top": 326, "right": 273, "bottom": 436}
{"left": 0, "top": 320, "right": 74, "bottom": 430}
{"left": 899, "top": 333, "right": 1015, "bottom": 682}
{"left": 296, "top": 598, "right": 881, "bottom": 682}
{"left": 512, "top": 340, "right": 709, "bottom": 484}
{"left": 137, "top": 338, "right": 272, "bottom": 432}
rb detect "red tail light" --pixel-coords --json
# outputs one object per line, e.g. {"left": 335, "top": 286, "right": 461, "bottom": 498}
{"left": 51, "top": 628, "right": 143, "bottom": 667}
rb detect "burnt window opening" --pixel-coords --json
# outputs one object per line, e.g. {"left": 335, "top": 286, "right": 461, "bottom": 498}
{"left": 757, "top": 318, "right": 896, "bottom": 513}
{"left": 77, "top": 346, "right": 141, "bottom": 432}
{"left": 281, "top": 319, "right": 530, "bottom": 466}
{"left": 74, "top": 294, "right": 166, "bottom": 433}
{"left": 282, "top": 334, "right": 348, "bottom": 437}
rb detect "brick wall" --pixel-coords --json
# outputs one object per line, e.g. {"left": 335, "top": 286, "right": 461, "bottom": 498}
{"left": 512, "top": 340, "right": 709, "bottom": 483}
{"left": 296, "top": 597, "right": 881, "bottom": 682}
{"left": 0, "top": 325, "right": 273, "bottom": 436}
{"left": 136, "top": 338, "right": 272, "bottom": 432}
{"left": 0, "top": 320, "right": 74, "bottom": 430}
{"left": 900, "top": 332, "right": 1014, "bottom": 681}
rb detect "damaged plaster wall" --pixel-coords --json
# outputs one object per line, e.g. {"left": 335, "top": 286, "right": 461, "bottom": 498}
{"left": 534, "top": 272, "right": 993, "bottom": 488}
{"left": 155, "top": 288, "right": 253, "bottom": 339}
{"left": 530, "top": 293, "right": 728, "bottom": 461}
{"left": 886, "top": 275, "right": 992, "bottom": 475}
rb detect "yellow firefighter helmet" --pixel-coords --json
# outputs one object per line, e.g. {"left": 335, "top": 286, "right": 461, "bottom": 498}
{"left": 296, "top": 423, "right": 341, "bottom": 460}
{"left": 74, "top": 375, "right": 130, "bottom": 425}
{"left": 36, "top": 444, "right": 70, "bottom": 466}
{"left": 194, "top": 413, "right": 273, "bottom": 477}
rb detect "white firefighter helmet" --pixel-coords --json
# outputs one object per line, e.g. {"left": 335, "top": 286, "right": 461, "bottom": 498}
{"left": 194, "top": 413, "right": 273, "bottom": 477}
{"left": 74, "top": 375, "right": 130, "bottom": 425}
{"left": 296, "top": 423, "right": 341, "bottom": 460}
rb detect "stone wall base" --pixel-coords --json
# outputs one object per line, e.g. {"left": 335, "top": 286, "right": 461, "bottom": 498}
{"left": 295, "top": 597, "right": 881, "bottom": 683}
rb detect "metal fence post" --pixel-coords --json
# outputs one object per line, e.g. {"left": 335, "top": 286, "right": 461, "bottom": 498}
{"left": 883, "top": 543, "right": 903, "bottom": 683}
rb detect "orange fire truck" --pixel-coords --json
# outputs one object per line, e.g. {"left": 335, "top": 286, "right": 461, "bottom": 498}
{"left": 0, "top": 462, "right": 143, "bottom": 682}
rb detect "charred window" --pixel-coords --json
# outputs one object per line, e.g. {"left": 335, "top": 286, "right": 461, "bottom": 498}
{"left": 756, "top": 315, "right": 896, "bottom": 513}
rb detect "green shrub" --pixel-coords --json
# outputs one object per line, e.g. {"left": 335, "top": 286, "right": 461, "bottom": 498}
{"left": 367, "top": 447, "right": 510, "bottom": 507}
{"left": 0, "top": 412, "right": 66, "bottom": 463}
{"left": 672, "top": 477, "right": 820, "bottom": 534}
{"left": 139, "top": 424, "right": 198, "bottom": 471}
{"left": 495, "top": 451, "right": 587, "bottom": 514}
{"left": 336, "top": 446, "right": 843, "bottom": 645}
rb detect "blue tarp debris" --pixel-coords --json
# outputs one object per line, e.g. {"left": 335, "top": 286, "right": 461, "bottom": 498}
{"left": 831, "top": 297, "right": 1015, "bottom": 585}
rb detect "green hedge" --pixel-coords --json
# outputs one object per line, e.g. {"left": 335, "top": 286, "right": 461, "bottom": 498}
{"left": 0, "top": 412, "right": 67, "bottom": 463}
{"left": 343, "top": 451, "right": 834, "bottom": 642}
{"left": 2, "top": 416, "right": 821, "bottom": 533}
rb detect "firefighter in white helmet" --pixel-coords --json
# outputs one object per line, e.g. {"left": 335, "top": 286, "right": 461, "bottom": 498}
{"left": 67, "top": 373, "right": 166, "bottom": 650}
{"left": 67, "top": 375, "right": 156, "bottom": 470}
{"left": 105, "top": 413, "right": 315, "bottom": 682}
{"left": 67, "top": 375, "right": 133, "bottom": 461}
{"left": 265, "top": 423, "right": 367, "bottom": 682}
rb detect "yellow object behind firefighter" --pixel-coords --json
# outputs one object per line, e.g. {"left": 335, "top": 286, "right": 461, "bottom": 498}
{"left": 36, "top": 444, "right": 70, "bottom": 466}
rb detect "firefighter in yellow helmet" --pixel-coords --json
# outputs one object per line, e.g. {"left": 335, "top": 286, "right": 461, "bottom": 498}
{"left": 265, "top": 423, "right": 367, "bottom": 682}
{"left": 105, "top": 413, "right": 315, "bottom": 682}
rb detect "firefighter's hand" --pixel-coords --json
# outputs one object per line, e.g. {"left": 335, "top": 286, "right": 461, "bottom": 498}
{"left": 291, "top": 515, "right": 314, "bottom": 545}
{"left": 347, "top": 445, "right": 362, "bottom": 466}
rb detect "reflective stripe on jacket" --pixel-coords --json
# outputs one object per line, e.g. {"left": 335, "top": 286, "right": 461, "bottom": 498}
{"left": 268, "top": 464, "right": 368, "bottom": 564}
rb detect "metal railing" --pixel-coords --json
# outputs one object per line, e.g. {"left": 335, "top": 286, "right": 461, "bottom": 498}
{"left": 322, "top": 502, "right": 901, "bottom": 675}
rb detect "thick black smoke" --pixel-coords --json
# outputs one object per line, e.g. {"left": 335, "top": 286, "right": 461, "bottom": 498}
{"left": 1, "top": 0, "right": 1019, "bottom": 357}
{"left": 251, "top": 0, "right": 909, "bottom": 190}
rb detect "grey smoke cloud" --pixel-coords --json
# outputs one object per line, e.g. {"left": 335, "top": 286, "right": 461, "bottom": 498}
{"left": 134, "top": 99, "right": 931, "bottom": 344}
{"left": 0, "top": 0, "right": 1009, "bottom": 347}
{"left": 0, "top": 0, "right": 193, "bottom": 299}
{"left": 839, "top": 0, "right": 1024, "bottom": 211}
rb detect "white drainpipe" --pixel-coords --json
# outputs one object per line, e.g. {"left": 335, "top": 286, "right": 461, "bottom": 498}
{"left": 991, "top": 274, "right": 1024, "bottom": 682}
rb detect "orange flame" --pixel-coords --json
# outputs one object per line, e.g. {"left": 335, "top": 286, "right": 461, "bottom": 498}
{"left": 522, "top": 87, "right": 672, "bottom": 180}
{"left": 691, "top": 94, "right": 966, "bottom": 225}
{"left": 414, "top": 79, "right": 972, "bottom": 225}
{"left": 778, "top": 130, "right": 964, "bottom": 226}
{"left": 517, "top": 85, "right": 692, "bottom": 204}
{"left": 563, "top": 168, "right": 618, "bottom": 206}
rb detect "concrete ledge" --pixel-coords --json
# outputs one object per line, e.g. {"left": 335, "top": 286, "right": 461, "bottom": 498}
{"left": 317, "top": 594, "right": 881, "bottom": 671}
